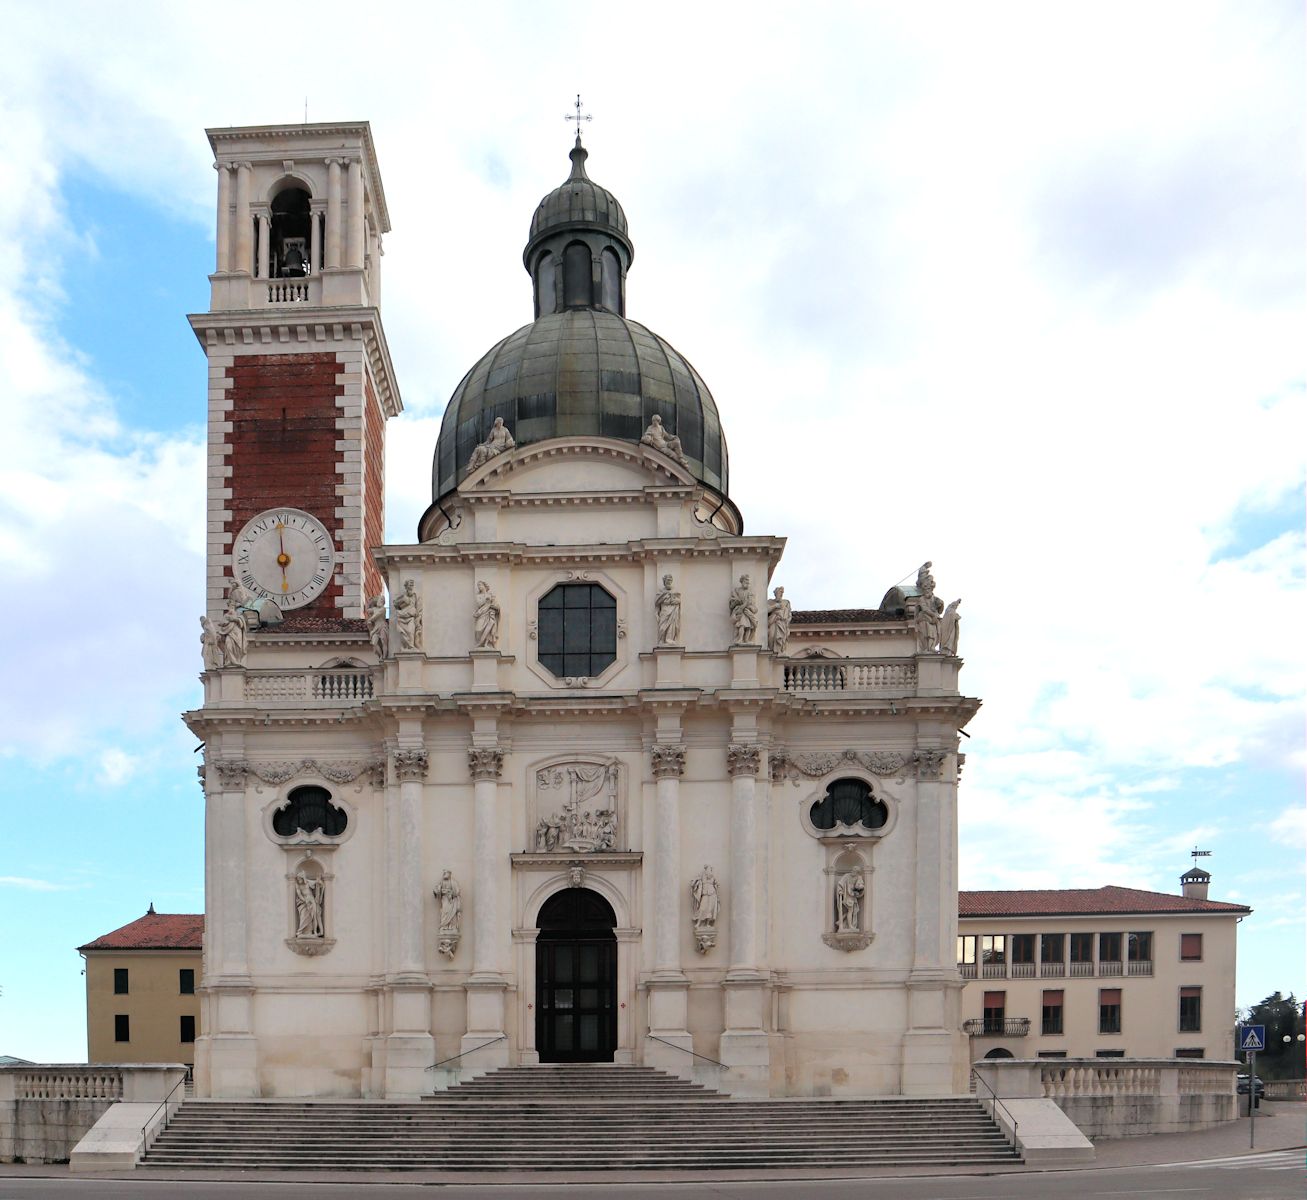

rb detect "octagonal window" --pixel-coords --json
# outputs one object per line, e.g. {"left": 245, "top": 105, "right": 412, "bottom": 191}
{"left": 539, "top": 584, "right": 616, "bottom": 679}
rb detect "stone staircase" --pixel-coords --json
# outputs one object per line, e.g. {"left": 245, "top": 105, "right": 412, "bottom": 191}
{"left": 144, "top": 1064, "right": 1020, "bottom": 1171}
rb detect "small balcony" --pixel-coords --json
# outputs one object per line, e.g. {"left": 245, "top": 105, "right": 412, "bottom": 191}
{"left": 243, "top": 668, "right": 375, "bottom": 704}
{"left": 782, "top": 660, "right": 917, "bottom": 694}
{"left": 963, "top": 1017, "right": 1031, "bottom": 1037}
{"left": 1127, "top": 960, "right": 1153, "bottom": 976}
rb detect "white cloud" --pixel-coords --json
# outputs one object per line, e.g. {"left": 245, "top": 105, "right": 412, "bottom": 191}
{"left": 96, "top": 749, "right": 138, "bottom": 788}
{"left": 0, "top": 876, "right": 73, "bottom": 892}
{"left": 1269, "top": 806, "right": 1307, "bottom": 850}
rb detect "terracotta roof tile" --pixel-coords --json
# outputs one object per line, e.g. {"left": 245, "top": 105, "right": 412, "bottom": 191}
{"left": 792, "top": 609, "right": 898, "bottom": 625}
{"left": 78, "top": 913, "right": 205, "bottom": 952}
{"left": 958, "top": 886, "right": 1251, "bottom": 918}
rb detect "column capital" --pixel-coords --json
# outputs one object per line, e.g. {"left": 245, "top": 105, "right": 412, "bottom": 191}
{"left": 726, "top": 743, "right": 761, "bottom": 778}
{"left": 468, "top": 747, "right": 504, "bottom": 781}
{"left": 915, "top": 749, "right": 948, "bottom": 780}
{"left": 650, "top": 744, "right": 687, "bottom": 779}
{"left": 392, "top": 747, "right": 429, "bottom": 782}
{"left": 206, "top": 758, "right": 248, "bottom": 790}
{"left": 213, "top": 161, "right": 230, "bottom": 173}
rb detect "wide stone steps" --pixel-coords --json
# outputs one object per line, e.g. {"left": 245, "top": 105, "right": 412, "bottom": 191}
{"left": 144, "top": 1065, "right": 1020, "bottom": 1171}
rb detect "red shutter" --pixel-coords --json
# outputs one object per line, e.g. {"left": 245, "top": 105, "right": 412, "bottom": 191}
{"left": 983, "top": 991, "right": 1005, "bottom": 1008}
{"left": 1180, "top": 934, "right": 1202, "bottom": 960}
{"left": 1042, "top": 989, "right": 1064, "bottom": 1007}
{"left": 1100, "top": 988, "right": 1122, "bottom": 1004}
{"left": 1180, "top": 986, "right": 1201, "bottom": 999}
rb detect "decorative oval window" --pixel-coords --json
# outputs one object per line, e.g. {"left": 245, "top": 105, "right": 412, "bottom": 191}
{"left": 810, "top": 778, "right": 888, "bottom": 832}
{"left": 273, "top": 785, "right": 348, "bottom": 838}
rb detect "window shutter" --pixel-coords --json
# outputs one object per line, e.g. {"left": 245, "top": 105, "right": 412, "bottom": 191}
{"left": 1042, "top": 989, "right": 1064, "bottom": 1007}
{"left": 1100, "top": 988, "right": 1122, "bottom": 1004}
{"left": 1180, "top": 933, "right": 1202, "bottom": 959}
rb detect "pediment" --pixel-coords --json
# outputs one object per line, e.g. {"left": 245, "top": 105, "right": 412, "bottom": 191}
{"left": 464, "top": 437, "right": 692, "bottom": 496}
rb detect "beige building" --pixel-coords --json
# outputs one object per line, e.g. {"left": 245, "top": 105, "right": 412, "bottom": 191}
{"left": 78, "top": 908, "right": 204, "bottom": 1068}
{"left": 958, "top": 869, "right": 1249, "bottom": 1062}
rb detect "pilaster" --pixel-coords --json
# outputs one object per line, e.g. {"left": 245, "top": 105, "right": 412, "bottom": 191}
{"left": 463, "top": 744, "right": 509, "bottom": 1066}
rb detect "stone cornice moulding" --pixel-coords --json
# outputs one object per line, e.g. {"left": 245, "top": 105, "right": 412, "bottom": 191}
{"left": 377, "top": 534, "right": 786, "bottom": 571}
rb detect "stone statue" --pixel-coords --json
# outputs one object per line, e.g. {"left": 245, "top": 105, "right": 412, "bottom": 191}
{"left": 596, "top": 809, "right": 617, "bottom": 851}
{"left": 835, "top": 870, "right": 865, "bottom": 934}
{"left": 568, "top": 865, "right": 586, "bottom": 888}
{"left": 640, "top": 414, "right": 689, "bottom": 467}
{"left": 939, "top": 599, "right": 961, "bottom": 656}
{"left": 654, "top": 574, "right": 681, "bottom": 645}
{"left": 691, "top": 866, "right": 720, "bottom": 953}
{"left": 434, "top": 870, "right": 461, "bottom": 958}
{"left": 465, "top": 417, "right": 516, "bottom": 472}
{"left": 767, "top": 586, "right": 792, "bottom": 656}
{"left": 216, "top": 596, "right": 248, "bottom": 669}
{"left": 365, "top": 593, "right": 389, "bottom": 659}
{"left": 394, "top": 579, "right": 423, "bottom": 651}
{"left": 200, "top": 615, "right": 223, "bottom": 671}
{"left": 294, "top": 871, "right": 325, "bottom": 939}
{"left": 913, "top": 561, "right": 945, "bottom": 654}
{"left": 729, "top": 575, "right": 758, "bottom": 644}
{"left": 473, "top": 581, "right": 501, "bottom": 649}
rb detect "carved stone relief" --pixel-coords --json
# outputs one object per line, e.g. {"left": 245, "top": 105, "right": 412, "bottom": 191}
{"left": 206, "top": 757, "right": 385, "bottom": 790}
{"left": 690, "top": 866, "right": 720, "bottom": 953}
{"left": 532, "top": 759, "right": 621, "bottom": 852}
{"left": 770, "top": 748, "right": 912, "bottom": 784}
{"left": 434, "top": 869, "right": 461, "bottom": 959}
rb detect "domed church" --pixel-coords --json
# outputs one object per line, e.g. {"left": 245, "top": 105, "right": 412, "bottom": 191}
{"left": 186, "top": 119, "right": 978, "bottom": 1100}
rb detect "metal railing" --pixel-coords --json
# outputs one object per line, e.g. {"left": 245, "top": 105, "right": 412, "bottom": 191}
{"left": 425, "top": 1035, "right": 507, "bottom": 1078}
{"left": 963, "top": 1017, "right": 1031, "bottom": 1037}
{"left": 139, "top": 1070, "right": 189, "bottom": 1159}
{"left": 970, "top": 1066, "right": 1020, "bottom": 1152}
{"left": 647, "top": 1034, "right": 727, "bottom": 1070}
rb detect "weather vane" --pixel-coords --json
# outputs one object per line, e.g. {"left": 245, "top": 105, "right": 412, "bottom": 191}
{"left": 1190, "top": 847, "right": 1212, "bottom": 865}
{"left": 565, "top": 93, "right": 593, "bottom": 140}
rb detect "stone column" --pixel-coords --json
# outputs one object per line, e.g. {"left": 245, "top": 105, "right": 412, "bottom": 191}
{"left": 719, "top": 742, "right": 769, "bottom": 1096}
{"left": 645, "top": 743, "right": 692, "bottom": 1073}
{"left": 325, "top": 158, "right": 342, "bottom": 270}
{"left": 200, "top": 758, "right": 257, "bottom": 1097}
{"left": 309, "top": 203, "right": 324, "bottom": 274}
{"left": 463, "top": 746, "right": 510, "bottom": 1068}
{"left": 214, "top": 163, "right": 231, "bottom": 272}
{"left": 346, "top": 157, "right": 364, "bottom": 268}
{"left": 383, "top": 745, "right": 434, "bottom": 1098}
{"left": 256, "top": 212, "right": 271, "bottom": 280}
{"left": 233, "top": 162, "right": 253, "bottom": 275}
{"left": 902, "top": 747, "right": 966, "bottom": 1095}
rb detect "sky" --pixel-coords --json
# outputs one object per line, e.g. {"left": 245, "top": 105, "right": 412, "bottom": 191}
{"left": 0, "top": 1, "right": 1302, "bottom": 1062}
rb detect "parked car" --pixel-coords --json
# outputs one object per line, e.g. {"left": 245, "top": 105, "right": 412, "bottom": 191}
{"left": 1237, "top": 1074, "right": 1265, "bottom": 1105}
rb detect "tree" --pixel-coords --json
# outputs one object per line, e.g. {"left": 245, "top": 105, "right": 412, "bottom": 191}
{"left": 1240, "top": 992, "right": 1306, "bottom": 1080}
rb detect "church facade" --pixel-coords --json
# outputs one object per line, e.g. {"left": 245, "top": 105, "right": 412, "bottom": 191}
{"left": 185, "top": 120, "right": 979, "bottom": 1100}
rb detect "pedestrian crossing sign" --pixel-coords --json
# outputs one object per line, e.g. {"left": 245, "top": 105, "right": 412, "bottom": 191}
{"left": 1238, "top": 1024, "right": 1265, "bottom": 1051}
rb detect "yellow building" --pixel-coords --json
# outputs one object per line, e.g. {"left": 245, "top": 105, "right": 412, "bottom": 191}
{"left": 958, "top": 870, "right": 1250, "bottom": 1062}
{"left": 78, "top": 907, "right": 204, "bottom": 1067}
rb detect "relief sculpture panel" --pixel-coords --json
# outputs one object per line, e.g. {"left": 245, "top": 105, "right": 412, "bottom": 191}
{"left": 531, "top": 758, "right": 623, "bottom": 853}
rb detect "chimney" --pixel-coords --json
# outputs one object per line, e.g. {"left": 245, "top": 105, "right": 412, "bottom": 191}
{"left": 1180, "top": 867, "right": 1210, "bottom": 901}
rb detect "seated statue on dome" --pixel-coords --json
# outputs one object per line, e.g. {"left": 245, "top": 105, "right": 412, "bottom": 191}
{"left": 640, "top": 414, "right": 689, "bottom": 467}
{"left": 465, "top": 417, "right": 516, "bottom": 472}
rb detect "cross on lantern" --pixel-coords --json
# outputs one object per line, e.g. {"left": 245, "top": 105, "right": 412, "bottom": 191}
{"left": 565, "top": 93, "right": 593, "bottom": 139}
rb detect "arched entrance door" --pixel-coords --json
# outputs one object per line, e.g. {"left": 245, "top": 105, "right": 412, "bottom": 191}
{"left": 535, "top": 888, "right": 617, "bottom": 1063}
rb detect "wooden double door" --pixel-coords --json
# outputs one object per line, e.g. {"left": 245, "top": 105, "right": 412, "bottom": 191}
{"left": 535, "top": 888, "right": 617, "bottom": 1063}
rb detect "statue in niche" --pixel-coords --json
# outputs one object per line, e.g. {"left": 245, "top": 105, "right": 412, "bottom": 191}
{"left": 215, "top": 595, "right": 248, "bottom": 669}
{"left": 913, "top": 561, "right": 945, "bottom": 654}
{"left": 473, "top": 582, "right": 501, "bottom": 649}
{"left": 200, "top": 615, "right": 223, "bottom": 671}
{"left": 534, "top": 760, "right": 620, "bottom": 852}
{"left": 939, "top": 598, "right": 962, "bottom": 656}
{"left": 691, "top": 866, "right": 720, "bottom": 953}
{"left": 465, "top": 417, "right": 516, "bottom": 472}
{"left": 834, "top": 870, "right": 865, "bottom": 934}
{"left": 365, "top": 593, "right": 389, "bottom": 659}
{"left": 394, "top": 579, "right": 423, "bottom": 651}
{"left": 434, "top": 870, "right": 461, "bottom": 959}
{"left": 655, "top": 574, "right": 682, "bottom": 645}
{"left": 767, "top": 586, "right": 792, "bottom": 656}
{"left": 293, "top": 870, "right": 326, "bottom": 939}
{"left": 640, "top": 414, "right": 689, "bottom": 467}
{"left": 729, "top": 574, "right": 758, "bottom": 644}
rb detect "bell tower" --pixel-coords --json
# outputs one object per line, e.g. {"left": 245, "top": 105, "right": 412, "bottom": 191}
{"left": 190, "top": 122, "right": 401, "bottom": 625}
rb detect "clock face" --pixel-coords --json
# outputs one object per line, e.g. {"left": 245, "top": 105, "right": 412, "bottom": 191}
{"left": 232, "top": 508, "right": 335, "bottom": 610}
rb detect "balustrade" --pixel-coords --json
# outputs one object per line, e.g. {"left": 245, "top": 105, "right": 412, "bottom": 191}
{"left": 244, "top": 669, "right": 375, "bottom": 704}
{"left": 1126, "top": 959, "right": 1153, "bottom": 976}
{"left": 14, "top": 1068, "right": 123, "bottom": 1100}
{"left": 266, "top": 280, "right": 311, "bottom": 303}
{"left": 782, "top": 660, "right": 916, "bottom": 693}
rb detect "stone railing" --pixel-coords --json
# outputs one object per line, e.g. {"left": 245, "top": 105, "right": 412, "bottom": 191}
{"left": 973, "top": 1058, "right": 1238, "bottom": 1138}
{"left": 10, "top": 1068, "right": 123, "bottom": 1100}
{"left": 782, "top": 660, "right": 916, "bottom": 694}
{"left": 263, "top": 274, "right": 321, "bottom": 305}
{"left": 1264, "top": 1078, "right": 1306, "bottom": 1100}
{"left": 244, "top": 668, "right": 375, "bottom": 704}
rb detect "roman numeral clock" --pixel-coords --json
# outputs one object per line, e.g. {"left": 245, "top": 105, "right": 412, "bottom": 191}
{"left": 233, "top": 508, "right": 335, "bottom": 609}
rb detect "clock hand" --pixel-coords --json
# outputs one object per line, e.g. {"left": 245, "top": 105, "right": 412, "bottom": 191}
{"left": 276, "top": 522, "right": 291, "bottom": 592}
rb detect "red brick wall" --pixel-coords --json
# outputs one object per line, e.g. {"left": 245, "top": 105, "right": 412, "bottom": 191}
{"left": 362, "top": 372, "right": 385, "bottom": 600}
{"left": 223, "top": 353, "right": 345, "bottom": 616}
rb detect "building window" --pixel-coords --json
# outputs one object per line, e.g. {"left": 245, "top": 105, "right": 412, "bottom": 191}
{"left": 273, "top": 785, "right": 347, "bottom": 838}
{"left": 811, "top": 778, "right": 887, "bottom": 832}
{"left": 1175, "top": 1048, "right": 1205, "bottom": 1059}
{"left": 1038, "top": 1051, "right": 1068, "bottom": 1058}
{"left": 1042, "top": 989, "right": 1064, "bottom": 1035}
{"left": 562, "top": 241, "right": 592, "bottom": 308}
{"left": 180, "top": 1015, "right": 196, "bottom": 1043}
{"left": 1096, "top": 1049, "right": 1126, "bottom": 1058}
{"left": 114, "top": 1014, "right": 130, "bottom": 1042}
{"left": 538, "top": 583, "right": 617, "bottom": 679}
{"left": 1179, "top": 987, "right": 1202, "bottom": 1032}
{"left": 982, "top": 934, "right": 1006, "bottom": 968}
{"left": 1069, "top": 932, "right": 1094, "bottom": 975}
{"left": 1127, "top": 931, "right": 1153, "bottom": 974}
{"left": 957, "top": 935, "right": 977, "bottom": 977}
{"left": 1180, "top": 933, "right": 1203, "bottom": 961}
{"left": 113, "top": 968, "right": 129, "bottom": 995}
{"left": 982, "top": 990, "right": 1006, "bottom": 1035}
{"left": 1098, "top": 932, "right": 1122, "bottom": 974}
{"left": 1099, "top": 988, "right": 1122, "bottom": 1034}
{"left": 1041, "top": 933, "right": 1065, "bottom": 975}
{"left": 1011, "top": 934, "right": 1036, "bottom": 977}
{"left": 179, "top": 969, "right": 195, "bottom": 995}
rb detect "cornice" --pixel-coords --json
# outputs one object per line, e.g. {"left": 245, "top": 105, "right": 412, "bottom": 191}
{"left": 375, "top": 536, "right": 786, "bottom": 570}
